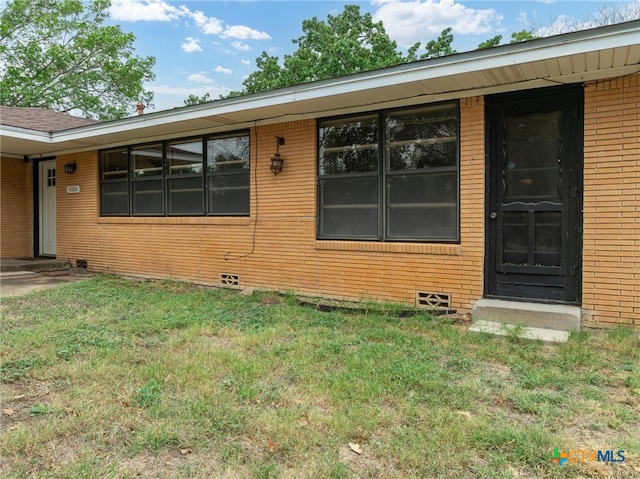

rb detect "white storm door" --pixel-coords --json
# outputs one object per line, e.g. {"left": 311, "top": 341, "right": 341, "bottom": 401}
{"left": 39, "top": 159, "right": 57, "bottom": 256}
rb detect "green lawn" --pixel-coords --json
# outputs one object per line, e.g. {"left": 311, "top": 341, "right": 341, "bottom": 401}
{"left": 1, "top": 276, "right": 638, "bottom": 478}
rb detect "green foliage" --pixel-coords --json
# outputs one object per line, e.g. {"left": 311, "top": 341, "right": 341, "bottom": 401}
{"left": 0, "top": 0, "right": 156, "bottom": 120}
{"left": 134, "top": 379, "right": 164, "bottom": 409}
{"left": 510, "top": 29, "right": 537, "bottom": 43}
{"left": 0, "top": 356, "right": 43, "bottom": 382}
{"left": 236, "top": 5, "right": 405, "bottom": 95}
{"left": 478, "top": 34, "right": 503, "bottom": 49}
{"left": 422, "top": 27, "right": 457, "bottom": 58}
{"left": 183, "top": 93, "right": 212, "bottom": 106}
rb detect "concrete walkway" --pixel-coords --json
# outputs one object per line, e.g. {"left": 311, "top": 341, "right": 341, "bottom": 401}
{"left": 0, "top": 270, "right": 91, "bottom": 298}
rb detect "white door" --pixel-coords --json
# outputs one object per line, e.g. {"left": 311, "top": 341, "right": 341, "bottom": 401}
{"left": 39, "top": 159, "right": 56, "bottom": 256}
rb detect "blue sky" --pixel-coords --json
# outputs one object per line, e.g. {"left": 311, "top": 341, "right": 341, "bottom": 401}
{"left": 106, "top": 1, "right": 637, "bottom": 113}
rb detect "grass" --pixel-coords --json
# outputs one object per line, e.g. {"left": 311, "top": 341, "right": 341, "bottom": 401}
{"left": 0, "top": 275, "right": 638, "bottom": 478}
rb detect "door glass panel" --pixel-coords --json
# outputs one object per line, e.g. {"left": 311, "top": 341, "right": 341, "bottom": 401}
{"left": 534, "top": 211, "right": 561, "bottom": 266}
{"left": 502, "top": 212, "right": 528, "bottom": 265}
{"left": 504, "top": 111, "right": 561, "bottom": 202}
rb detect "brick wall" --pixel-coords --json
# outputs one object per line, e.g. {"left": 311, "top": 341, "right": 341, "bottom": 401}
{"left": 56, "top": 101, "right": 486, "bottom": 313}
{"left": 0, "top": 157, "right": 32, "bottom": 258}
{"left": 53, "top": 77, "right": 640, "bottom": 327}
{"left": 583, "top": 74, "right": 640, "bottom": 327}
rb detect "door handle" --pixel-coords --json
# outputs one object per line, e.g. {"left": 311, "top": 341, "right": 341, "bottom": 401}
{"left": 489, "top": 212, "right": 498, "bottom": 219}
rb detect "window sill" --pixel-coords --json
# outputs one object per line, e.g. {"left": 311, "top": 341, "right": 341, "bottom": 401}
{"left": 97, "top": 216, "right": 252, "bottom": 226}
{"left": 315, "top": 240, "right": 461, "bottom": 256}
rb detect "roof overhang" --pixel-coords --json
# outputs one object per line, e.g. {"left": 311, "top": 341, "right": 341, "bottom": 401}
{"left": 2, "top": 20, "right": 639, "bottom": 158}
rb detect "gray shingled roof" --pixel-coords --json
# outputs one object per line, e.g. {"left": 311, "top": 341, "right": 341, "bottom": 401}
{"left": 0, "top": 106, "right": 99, "bottom": 132}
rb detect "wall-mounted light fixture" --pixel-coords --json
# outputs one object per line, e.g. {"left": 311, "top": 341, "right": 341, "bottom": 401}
{"left": 270, "top": 136, "right": 285, "bottom": 175}
{"left": 64, "top": 162, "right": 77, "bottom": 174}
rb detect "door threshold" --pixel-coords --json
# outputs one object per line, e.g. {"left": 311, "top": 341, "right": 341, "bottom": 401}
{"left": 472, "top": 298, "right": 581, "bottom": 332}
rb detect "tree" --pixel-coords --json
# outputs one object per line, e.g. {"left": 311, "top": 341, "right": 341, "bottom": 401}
{"left": 510, "top": 29, "right": 537, "bottom": 43}
{"left": 422, "top": 27, "right": 457, "bottom": 58}
{"left": 0, "top": 0, "right": 156, "bottom": 120}
{"left": 477, "top": 35, "right": 502, "bottom": 50}
{"left": 235, "top": 5, "right": 405, "bottom": 95}
{"left": 184, "top": 93, "right": 212, "bottom": 106}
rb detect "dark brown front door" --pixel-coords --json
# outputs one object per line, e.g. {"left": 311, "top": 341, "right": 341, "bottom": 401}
{"left": 486, "top": 86, "right": 582, "bottom": 303}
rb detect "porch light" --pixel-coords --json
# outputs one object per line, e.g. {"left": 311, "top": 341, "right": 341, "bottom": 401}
{"left": 64, "top": 162, "right": 77, "bottom": 174}
{"left": 270, "top": 136, "right": 285, "bottom": 175}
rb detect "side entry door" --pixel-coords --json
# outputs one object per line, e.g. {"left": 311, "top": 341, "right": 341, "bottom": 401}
{"left": 486, "top": 87, "right": 582, "bottom": 303}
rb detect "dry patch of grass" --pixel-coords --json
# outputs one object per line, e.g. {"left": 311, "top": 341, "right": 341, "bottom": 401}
{"left": 1, "top": 276, "right": 639, "bottom": 478}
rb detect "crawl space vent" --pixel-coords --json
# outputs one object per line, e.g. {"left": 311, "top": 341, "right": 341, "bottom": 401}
{"left": 220, "top": 273, "right": 240, "bottom": 287}
{"left": 416, "top": 291, "right": 451, "bottom": 310}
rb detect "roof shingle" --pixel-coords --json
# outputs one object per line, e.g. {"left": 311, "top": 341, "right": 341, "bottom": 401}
{"left": 0, "top": 106, "right": 99, "bottom": 132}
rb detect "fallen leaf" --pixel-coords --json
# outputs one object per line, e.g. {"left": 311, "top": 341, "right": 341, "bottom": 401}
{"left": 348, "top": 442, "right": 363, "bottom": 455}
{"left": 497, "top": 394, "right": 505, "bottom": 407}
{"left": 180, "top": 448, "right": 192, "bottom": 455}
{"left": 2, "top": 408, "right": 15, "bottom": 417}
{"left": 456, "top": 411, "right": 471, "bottom": 418}
{"left": 268, "top": 437, "right": 276, "bottom": 452}
{"left": 506, "top": 465, "right": 519, "bottom": 478}
{"left": 13, "top": 395, "right": 25, "bottom": 400}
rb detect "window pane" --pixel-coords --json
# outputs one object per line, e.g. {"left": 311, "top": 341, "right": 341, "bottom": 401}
{"left": 319, "top": 177, "right": 379, "bottom": 238}
{"left": 386, "top": 105, "right": 457, "bottom": 171}
{"left": 168, "top": 140, "right": 203, "bottom": 175}
{"left": 132, "top": 144, "right": 163, "bottom": 177}
{"left": 319, "top": 115, "right": 379, "bottom": 174}
{"left": 168, "top": 177, "right": 204, "bottom": 215}
{"left": 504, "top": 110, "right": 561, "bottom": 201}
{"left": 207, "top": 135, "right": 249, "bottom": 172}
{"left": 503, "top": 212, "right": 528, "bottom": 265}
{"left": 100, "top": 181, "right": 128, "bottom": 215}
{"left": 100, "top": 148, "right": 128, "bottom": 180}
{"left": 534, "top": 211, "right": 561, "bottom": 266}
{"left": 132, "top": 180, "right": 163, "bottom": 215}
{"left": 386, "top": 172, "right": 457, "bottom": 240}
{"left": 208, "top": 172, "right": 249, "bottom": 215}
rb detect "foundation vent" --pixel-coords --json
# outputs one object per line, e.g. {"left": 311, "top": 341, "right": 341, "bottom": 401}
{"left": 416, "top": 291, "right": 451, "bottom": 310}
{"left": 220, "top": 273, "right": 240, "bottom": 287}
{"left": 76, "top": 259, "right": 88, "bottom": 269}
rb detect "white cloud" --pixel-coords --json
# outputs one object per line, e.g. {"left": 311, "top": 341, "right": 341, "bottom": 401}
{"left": 241, "top": 59, "right": 251, "bottom": 65}
{"left": 221, "top": 25, "right": 271, "bottom": 40}
{"left": 372, "top": 0, "right": 502, "bottom": 48}
{"left": 110, "top": 2, "right": 272, "bottom": 44}
{"left": 231, "top": 41, "right": 251, "bottom": 52}
{"left": 188, "top": 9, "right": 224, "bottom": 35}
{"left": 188, "top": 73, "right": 214, "bottom": 84}
{"left": 215, "top": 65, "right": 233, "bottom": 75}
{"left": 181, "top": 37, "right": 202, "bottom": 53}
{"left": 109, "top": 0, "right": 181, "bottom": 21}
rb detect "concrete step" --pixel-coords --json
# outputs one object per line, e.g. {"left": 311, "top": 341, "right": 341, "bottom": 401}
{"left": 468, "top": 320, "right": 570, "bottom": 344}
{"left": 472, "top": 298, "right": 581, "bottom": 332}
{"left": 0, "top": 258, "right": 70, "bottom": 273}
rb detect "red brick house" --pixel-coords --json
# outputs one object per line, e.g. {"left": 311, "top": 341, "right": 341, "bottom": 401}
{"left": 2, "top": 21, "right": 639, "bottom": 329}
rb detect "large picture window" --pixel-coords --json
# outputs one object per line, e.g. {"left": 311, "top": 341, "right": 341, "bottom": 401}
{"left": 318, "top": 102, "right": 459, "bottom": 241}
{"left": 99, "top": 132, "right": 249, "bottom": 217}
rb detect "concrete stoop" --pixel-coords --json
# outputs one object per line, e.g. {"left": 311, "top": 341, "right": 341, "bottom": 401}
{"left": 468, "top": 320, "right": 570, "bottom": 344}
{"left": 0, "top": 258, "right": 70, "bottom": 273}
{"left": 469, "top": 298, "right": 582, "bottom": 344}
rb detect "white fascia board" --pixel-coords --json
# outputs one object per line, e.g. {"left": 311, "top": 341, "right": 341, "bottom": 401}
{"left": 0, "top": 125, "right": 52, "bottom": 143}
{"left": 7, "top": 21, "right": 640, "bottom": 148}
